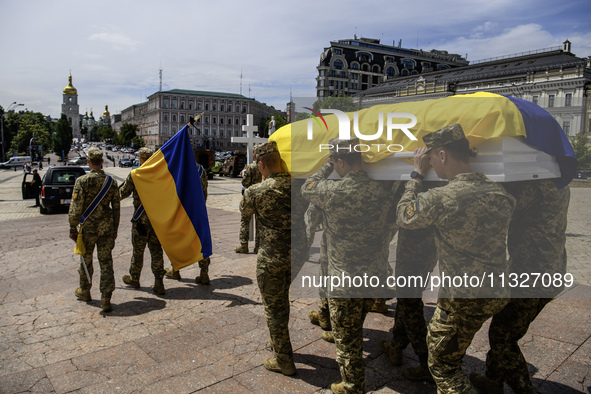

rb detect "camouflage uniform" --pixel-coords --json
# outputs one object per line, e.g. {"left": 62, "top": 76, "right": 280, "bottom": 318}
{"left": 301, "top": 138, "right": 394, "bottom": 393}
{"left": 238, "top": 161, "right": 262, "bottom": 250}
{"left": 240, "top": 148, "right": 294, "bottom": 367}
{"left": 397, "top": 124, "right": 515, "bottom": 394}
{"left": 120, "top": 171, "right": 165, "bottom": 282}
{"left": 481, "top": 180, "right": 570, "bottom": 393}
{"left": 69, "top": 153, "right": 120, "bottom": 299}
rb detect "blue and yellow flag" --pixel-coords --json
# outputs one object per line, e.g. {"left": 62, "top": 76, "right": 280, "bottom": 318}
{"left": 131, "top": 125, "right": 212, "bottom": 270}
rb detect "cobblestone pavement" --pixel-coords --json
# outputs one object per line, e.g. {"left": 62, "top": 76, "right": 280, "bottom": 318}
{"left": 0, "top": 160, "right": 590, "bottom": 393}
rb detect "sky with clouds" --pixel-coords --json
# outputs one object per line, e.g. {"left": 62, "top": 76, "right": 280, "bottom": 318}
{"left": 1, "top": 0, "right": 590, "bottom": 119}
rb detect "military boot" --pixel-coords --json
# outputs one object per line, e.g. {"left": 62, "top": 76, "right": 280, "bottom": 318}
{"left": 370, "top": 298, "right": 389, "bottom": 314}
{"left": 101, "top": 296, "right": 112, "bottom": 313}
{"left": 308, "top": 310, "right": 331, "bottom": 330}
{"left": 164, "top": 267, "right": 181, "bottom": 280}
{"left": 330, "top": 382, "right": 347, "bottom": 394}
{"left": 377, "top": 339, "right": 403, "bottom": 366}
{"left": 74, "top": 287, "right": 91, "bottom": 302}
{"left": 469, "top": 373, "right": 504, "bottom": 394}
{"left": 402, "top": 365, "right": 434, "bottom": 382}
{"left": 321, "top": 331, "right": 335, "bottom": 343}
{"left": 263, "top": 357, "right": 296, "bottom": 376}
{"left": 234, "top": 245, "right": 248, "bottom": 253}
{"left": 195, "top": 258, "right": 210, "bottom": 285}
{"left": 122, "top": 275, "right": 140, "bottom": 288}
{"left": 153, "top": 278, "right": 165, "bottom": 295}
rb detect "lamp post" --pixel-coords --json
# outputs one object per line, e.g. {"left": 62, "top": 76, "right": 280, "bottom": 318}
{"left": 1, "top": 102, "right": 24, "bottom": 162}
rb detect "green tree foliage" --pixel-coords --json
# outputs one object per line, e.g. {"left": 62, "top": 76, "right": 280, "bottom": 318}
{"left": 117, "top": 123, "right": 140, "bottom": 147}
{"left": 570, "top": 132, "right": 591, "bottom": 170}
{"left": 312, "top": 95, "right": 359, "bottom": 112}
{"left": 54, "top": 114, "right": 73, "bottom": 160}
{"left": 131, "top": 136, "right": 145, "bottom": 149}
{"left": 8, "top": 112, "right": 52, "bottom": 156}
{"left": 97, "top": 125, "right": 116, "bottom": 142}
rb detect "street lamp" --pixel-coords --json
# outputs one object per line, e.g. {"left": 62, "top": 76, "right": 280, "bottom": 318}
{"left": 1, "top": 102, "right": 24, "bottom": 162}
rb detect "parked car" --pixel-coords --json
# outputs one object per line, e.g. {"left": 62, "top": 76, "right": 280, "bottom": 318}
{"left": 119, "top": 158, "right": 133, "bottom": 167}
{"left": 66, "top": 157, "right": 87, "bottom": 166}
{"left": 131, "top": 158, "right": 140, "bottom": 169}
{"left": 576, "top": 171, "right": 589, "bottom": 179}
{"left": 219, "top": 152, "right": 247, "bottom": 177}
{"left": 37, "top": 166, "right": 87, "bottom": 214}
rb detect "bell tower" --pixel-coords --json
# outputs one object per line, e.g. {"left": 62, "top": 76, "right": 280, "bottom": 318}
{"left": 62, "top": 74, "right": 81, "bottom": 138}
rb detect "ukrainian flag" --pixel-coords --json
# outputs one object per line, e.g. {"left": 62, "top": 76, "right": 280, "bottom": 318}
{"left": 131, "top": 125, "right": 212, "bottom": 270}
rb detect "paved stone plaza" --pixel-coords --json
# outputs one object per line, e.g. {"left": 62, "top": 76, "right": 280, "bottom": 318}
{"left": 0, "top": 155, "right": 590, "bottom": 393}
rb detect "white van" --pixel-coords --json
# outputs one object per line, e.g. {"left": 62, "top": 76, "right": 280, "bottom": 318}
{"left": 0, "top": 156, "right": 32, "bottom": 169}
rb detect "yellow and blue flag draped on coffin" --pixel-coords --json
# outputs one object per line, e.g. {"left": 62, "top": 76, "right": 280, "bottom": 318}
{"left": 270, "top": 92, "right": 576, "bottom": 187}
{"left": 131, "top": 125, "right": 212, "bottom": 270}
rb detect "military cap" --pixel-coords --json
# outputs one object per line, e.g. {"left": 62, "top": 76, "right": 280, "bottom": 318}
{"left": 255, "top": 141, "right": 279, "bottom": 157}
{"left": 327, "top": 137, "right": 360, "bottom": 157}
{"left": 87, "top": 147, "right": 103, "bottom": 160}
{"left": 138, "top": 147, "right": 153, "bottom": 160}
{"left": 422, "top": 123, "right": 466, "bottom": 151}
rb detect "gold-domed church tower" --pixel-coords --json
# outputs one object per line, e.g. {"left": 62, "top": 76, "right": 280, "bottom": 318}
{"left": 62, "top": 74, "right": 80, "bottom": 138}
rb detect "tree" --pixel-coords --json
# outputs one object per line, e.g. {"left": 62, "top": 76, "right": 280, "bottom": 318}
{"left": 131, "top": 136, "right": 145, "bottom": 149}
{"left": 312, "top": 94, "right": 359, "bottom": 112}
{"left": 10, "top": 118, "right": 51, "bottom": 156}
{"left": 97, "top": 125, "right": 116, "bottom": 142}
{"left": 54, "top": 114, "right": 72, "bottom": 160}
{"left": 570, "top": 131, "right": 591, "bottom": 170}
{"left": 118, "top": 123, "right": 139, "bottom": 146}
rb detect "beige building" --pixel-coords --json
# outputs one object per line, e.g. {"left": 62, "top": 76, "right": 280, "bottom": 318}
{"left": 119, "top": 89, "right": 279, "bottom": 150}
{"left": 357, "top": 40, "right": 591, "bottom": 136}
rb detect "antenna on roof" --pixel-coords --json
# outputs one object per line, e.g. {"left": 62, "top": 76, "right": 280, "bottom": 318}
{"left": 240, "top": 68, "right": 243, "bottom": 96}
{"left": 159, "top": 67, "right": 163, "bottom": 92}
{"left": 354, "top": 27, "right": 357, "bottom": 39}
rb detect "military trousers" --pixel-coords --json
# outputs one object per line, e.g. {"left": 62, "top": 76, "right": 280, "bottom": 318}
{"left": 256, "top": 253, "right": 293, "bottom": 362}
{"left": 329, "top": 297, "right": 375, "bottom": 394}
{"left": 128, "top": 221, "right": 165, "bottom": 280}
{"left": 78, "top": 232, "right": 115, "bottom": 297}
{"left": 485, "top": 297, "right": 552, "bottom": 393}
{"left": 427, "top": 298, "right": 508, "bottom": 394}
{"left": 239, "top": 213, "right": 259, "bottom": 248}
{"left": 391, "top": 298, "right": 429, "bottom": 366}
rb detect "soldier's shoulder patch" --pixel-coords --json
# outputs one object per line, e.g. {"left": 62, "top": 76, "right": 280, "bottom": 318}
{"left": 306, "top": 180, "right": 318, "bottom": 190}
{"left": 72, "top": 188, "right": 80, "bottom": 200}
{"left": 405, "top": 202, "right": 418, "bottom": 219}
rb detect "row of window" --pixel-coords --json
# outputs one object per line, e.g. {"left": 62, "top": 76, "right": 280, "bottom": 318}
{"left": 162, "top": 114, "right": 247, "bottom": 125}
{"left": 532, "top": 93, "right": 573, "bottom": 107}
{"left": 161, "top": 126, "right": 245, "bottom": 138}
{"left": 162, "top": 100, "right": 248, "bottom": 113}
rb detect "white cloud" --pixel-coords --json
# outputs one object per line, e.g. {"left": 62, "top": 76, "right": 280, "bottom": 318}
{"left": 88, "top": 29, "right": 141, "bottom": 52}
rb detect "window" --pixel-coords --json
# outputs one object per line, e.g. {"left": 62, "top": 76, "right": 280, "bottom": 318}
{"left": 220, "top": 104, "right": 224, "bottom": 112}
{"left": 333, "top": 59, "right": 344, "bottom": 70}
{"left": 172, "top": 115, "right": 176, "bottom": 122}
{"left": 437, "top": 64, "right": 450, "bottom": 71}
{"left": 340, "top": 71, "right": 346, "bottom": 78}
{"left": 565, "top": 93, "right": 572, "bottom": 106}
{"left": 172, "top": 101, "right": 177, "bottom": 109}
{"left": 205, "top": 103, "right": 209, "bottom": 110}
{"left": 228, "top": 105, "right": 232, "bottom": 112}
{"left": 189, "top": 103, "right": 193, "bottom": 110}
{"left": 180, "top": 115, "right": 185, "bottom": 123}
{"left": 180, "top": 102, "right": 185, "bottom": 109}
{"left": 532, "top": 95, "right": 539, "bottom": 105}
{"left": 163, "top": 100, "right": 169, "bottom": 109}
{"left": 220, "top": 117, "right": 224, "bottom": 124}
{"left": 236, "top": 118, "right": 240, "bottom": 125}
{"left": 330, "top": 70, "right": 336, "bottom": 77}
{"left": 401, "top": 59, "right": 416, "bottom": 70}
{"left": 213, "top": 104, "right": 217, "bottom": 111}
{"left": 242, "top": 106, "right": 246, "bottom": 113}
{"left": 205, "top": 116, "right": 209, "bottom": 124}
{"left": 548, "top": 95, "right": 555, "bottom": 107}
{"left": 351, "top": 63, "right": 359, "bottom": 70}
{"left": 164, "top": 114, "right": 168, "bottom": 121}
{"left": 334, "top": 49, "right": 342, "bottom": 55}
{"left": 563, "top": 121, "right": 571, "bottom": 135}
{"left": 197, "top": 103, "right": 201, "bottom": 110}
{"left": 386, "top": 67, "right": 395, "bottom": 77}
{"left": 213, "top": 117, "right": 216, "bottom": 124}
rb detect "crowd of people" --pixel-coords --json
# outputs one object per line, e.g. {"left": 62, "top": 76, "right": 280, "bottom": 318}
{"left": 67, "top": 124, "right": 570, "bottom": 393}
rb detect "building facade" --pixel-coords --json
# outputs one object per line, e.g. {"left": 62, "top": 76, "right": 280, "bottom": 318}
{"left": 356, "top": 41, "right": 591, "bottom": 136}
{"left": 316, "top": 37, "right": 469, "bottom": 98}
{"left": 118, "top": 89, "right": 279, "bottom": 151}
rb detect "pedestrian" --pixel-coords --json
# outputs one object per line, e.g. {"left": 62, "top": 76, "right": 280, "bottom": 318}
{"left": 47, "top": 157, "right": 51, "bottom": 166}
{"left": 470, "top": 179, "right": 570, "bottom": 394}
{"left": 69, "top": 147, "right": 120, "bottom": 313}
{"left": 235, "top": 152, "right": 262, "bottom": 253}
{"left": 240, "top": 141, "right": 296, "bottom": 376}
{"left": 396, "top": 124, "right": 516, "bottom": 392}
{"left": 120, "top": 147, "right": 166, "bottom": 295}
{"left": 30, "top": 168, "right": 42, "bottom": 206}
{"left": 301, "top": 137, "right": 394, "bottom": 393}
{"left": 165, "top": 162, "right": 211, "bottom": 284}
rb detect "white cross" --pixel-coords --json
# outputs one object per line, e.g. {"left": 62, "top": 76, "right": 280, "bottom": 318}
{"left": 232, "top": 114, "right": 268, "bottom": 164}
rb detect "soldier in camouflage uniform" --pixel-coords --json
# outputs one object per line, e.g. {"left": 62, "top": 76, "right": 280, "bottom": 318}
{"left": 470, "top": 179, "right": 570, "bottom": 394}
{"left": 165, "top": 162, "right": 211, "bottom": 284}
{"left": 396, "top": 124, "right": 515, "bottom": 394}
{"left": 301, "top": 137, "right": 394, "bottom": 394}
{"left": 240, "top": 141, "right": 296, "bottom": 376}
{"left": 235, "top": 154, "right": 263, "bottom": 253}
{"left": 69, "top": 147, "right": 120, "bottom": 313}
{"left": 120, "top": 147, "right": 166, "bottom": 295}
